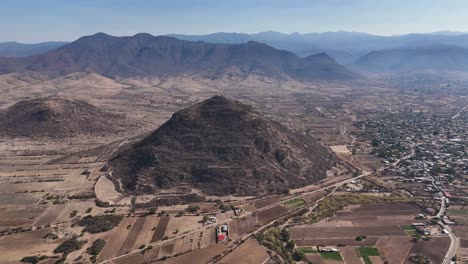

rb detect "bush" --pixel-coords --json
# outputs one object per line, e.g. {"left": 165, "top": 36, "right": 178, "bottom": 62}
{"left": 293, "top": 250, "right": 305, "bottom": 261}
{"left": 54, "top": 237, "right": 86, "bottom": 255}
{"left": 20, "top": 256, "right": 47, "bottom": 264}
{"left": 186, "top": 205, "right": 200, "bottom": 213}
{"left": 87, "top": 239, "right": 106, "bottom": 256}
{"left": 78, "top": 215, "right": 122, "bottom": 234}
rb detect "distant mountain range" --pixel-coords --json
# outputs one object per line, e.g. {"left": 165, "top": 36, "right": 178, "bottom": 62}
{"left": 0, "top": 33, "right": 359, "bottom": 81}
{"left": 0, "top": 41, "right": 67, "bottom": 57}
{"left": 170, "top": 31, "right": 468, "bottom": 64}
{"left": 3, "top": 31, "right": 468, "bottom": 76}
{"left": 353, "top": 44, "right": 468, "bottom": 73}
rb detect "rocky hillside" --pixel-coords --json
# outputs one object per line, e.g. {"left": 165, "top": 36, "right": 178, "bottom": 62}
{"left": 0, "top": 96, "right": 133, "bottom": 138}
{"left": 109, "top": 95, "right": 336, "bottom": 196}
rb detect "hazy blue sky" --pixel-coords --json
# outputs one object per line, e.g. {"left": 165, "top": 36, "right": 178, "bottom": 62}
{"left": 2, "top": 0, "right": 468, "bottom": 43}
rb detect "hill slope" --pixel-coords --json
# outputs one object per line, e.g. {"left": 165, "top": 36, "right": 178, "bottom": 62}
{"left": 354, "top": 45, "right": 468, "bottom": 73}
{"left": 0, "top": 33, "right": 359, "bottom": 81}
{"left": 0, "top": 96, "right": 131, "bottom": 138}
{"left": 109, "top": 96, "right": 336, "bottom": 196}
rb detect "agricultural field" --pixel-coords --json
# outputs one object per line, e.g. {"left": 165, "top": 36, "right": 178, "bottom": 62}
{"left": 283, "top": 198, "right": 306, "bottom": 210}
{"left": 288, "top": 202, "right": 450, "bottom": 264}
{"left": 218, "top": 239, "right": 269, "bottom": 264}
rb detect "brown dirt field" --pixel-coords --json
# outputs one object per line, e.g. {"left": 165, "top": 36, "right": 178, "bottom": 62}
{"left": 34, "top": 204, "right": 67, "bottom": 227}
{"left": 453, "top": 226, "right": 468, "bottom": 239}
{"left": 242, "top": 203, "right": 256, "bottom": 212}
{"left": 131, "top": 216, "right": 159, "bottom": 251}
{"left": 111, "top": 252, "right": 144, "bottom": 264}
{"left": 376, "top": 236, "right": 413, "bottom": 264}
{"left": 117, "top": 217, "right": 146, "bottom": 256}
{"left": 0, "top": 218, "right": 35, "bottom": 227}
{"left": 151, "top": 216, "right": 170, "bottom": 243}
{"left": 290, "top": 226, "right": 406, "bottom": 239}
{"left": 98, "top": 217, "right": 136, "bottom": 261}
{"left": 295, "top": 237, "right": 378, "bottom": 247}
{"left": 199, "top": 227, "right": 216, "bottom": 248}
{"left": 353, "top": 202, "right": 420, "bottom": 211}
{"left": 0, "top": 207, "right": 45, "bottom": 220}
{"left": 0, "top": 228, "right": 64, "bottom": 262}
{"left": 0, "top": 241, "right": 63, "bottom": 262}
{"left": 155, "top": 243, "right": 229, "bottom": 264}
{"left": 305, "top": 253, "right": 324, "bottom": 264}
{"left": 229, "top": 214, "right": 258, "bottom": 240}
{"left": 369, "top": 256, "right": 384, "bottom": 264}
{"left": 165, "top": 216, "right": 202, "bottom": 237}
{"left": 302, "top": 191, "right": 327, "bottom": 203}
{"left": 461, "top": 239, "right": 468, "bottom": 248}
{"left": 159, "top": 240, "right": 176, "bottom": 257}
{"left": 0, "top": 193, "right": 43, "bottom": 207}
{"left": 340, "top": 247, "right": 361, "bottom": 264}
{"left": 256, "top": 205, "right": 289, "bottom": 225}
{"left": 0, "top": 228, "right": 51, "bottom": 241}
{"left": 0, "top": 182, "right": 58, "bottom": 194}
{"left": 95, "top": 175, "right": 131, "bottom": 205}
{"left": 53, "top": 200, "right": 96, "bottom": 224}
{"left": 407, "top": 237, "right": 451, "bottom": 264}
{"left": 180, "top": 232, "right": 195, "bottom": 253}
{"left": 219, "top": 239, "right": 269, "bottom": 264}
{"left": 254, "top": 196, "right": 284, "bottom": 209}
{"left": 142, "top": 245, "right": 161, "bottom": 263}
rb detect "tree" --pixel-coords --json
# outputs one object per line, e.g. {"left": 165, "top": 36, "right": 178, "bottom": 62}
{"left": 292, "top": 250, "right": 305, "bottom": 261}
{"left": 280, "top": 228, "right": 290, "bottom": 242}
{"left": 286, "top": 240, "right": 295, "bottom": 250}
{"left": 186, "top": 205, "right": 200, "bottom": 213}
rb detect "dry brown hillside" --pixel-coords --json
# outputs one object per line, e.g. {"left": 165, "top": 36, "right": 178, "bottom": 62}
{"left": 109, "top": 95, "right": 337, "bottom": 196}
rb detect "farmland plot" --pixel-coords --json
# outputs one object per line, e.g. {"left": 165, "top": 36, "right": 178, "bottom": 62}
{"left": 98, "top": 217, "right": 136, "bottom": 261}
{"left": 219, "top": 239, "right": 269, "bottom": 264}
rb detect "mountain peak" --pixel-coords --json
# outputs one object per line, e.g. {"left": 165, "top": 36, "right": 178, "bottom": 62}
{"left": 110, "top": 96, "right": 335, "bottom": 196}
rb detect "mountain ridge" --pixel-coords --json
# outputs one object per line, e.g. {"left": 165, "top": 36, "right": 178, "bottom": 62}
{"left": 0, "top": 33, "right": 359, "bottom": 81}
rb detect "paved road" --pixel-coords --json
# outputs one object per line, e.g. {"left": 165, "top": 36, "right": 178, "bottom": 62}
{"left": 430, "top": 174, "right": 458, "bottom": 264}
{"left": 452, "top": 104, "right": 467, "bottom": 119}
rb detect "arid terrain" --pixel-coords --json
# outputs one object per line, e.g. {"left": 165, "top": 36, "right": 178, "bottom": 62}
{"left": 0, "top": 32, "right": 466, "bottom": 264}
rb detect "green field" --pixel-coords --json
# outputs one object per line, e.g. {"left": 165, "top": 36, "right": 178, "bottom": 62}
{"left": 401, "top": 225, "right": 418, "bottom": 236}
{"left": 297, "top": 247, "right": 317, "bottom": 253}
{"left": 283, "top": 198, "right": 306, "bottom": 209}
{"left": 320, "top": 251, "right": 343, "bottom": 262}
{"left": 357, "top": 247, "right": 381, "bottom": 264}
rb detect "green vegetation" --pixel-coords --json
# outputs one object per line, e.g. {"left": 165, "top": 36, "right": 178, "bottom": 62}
{"left": 256, "top": 228, "right": 296, "bottom": 264}
{"left": 401, "top": 225, "right": 419, "bottom": 237}
{"left": 309, "top": 194, "right": 411, "bottom": 223}
{"left": 357, "top": 247, "right": 381, "bottom": 264}
{"left": 54, "top": 236, "right": 87, "bottom": 262}
{"left": 320, "top": 251, "right": 344, "bottom": 261}
{"left": 20, "top": 255, "right": 48, "bottom": 264}
{"left": 283, "top": 198, "right": 306, "bottom": 209}
{"left": 78, "top": 214, "right": 123, "bottom": 234}
{"left": 186, "top": 205, "right": 200, "bottom": 213}
{"left": 87, "top": 239, "right": 106, "bottom": 256}
{"left": 355, "top": 235, "right": 367, "bottom": 241}
{"left": 297, "top": 247, "right": 317, "bottom": 253}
